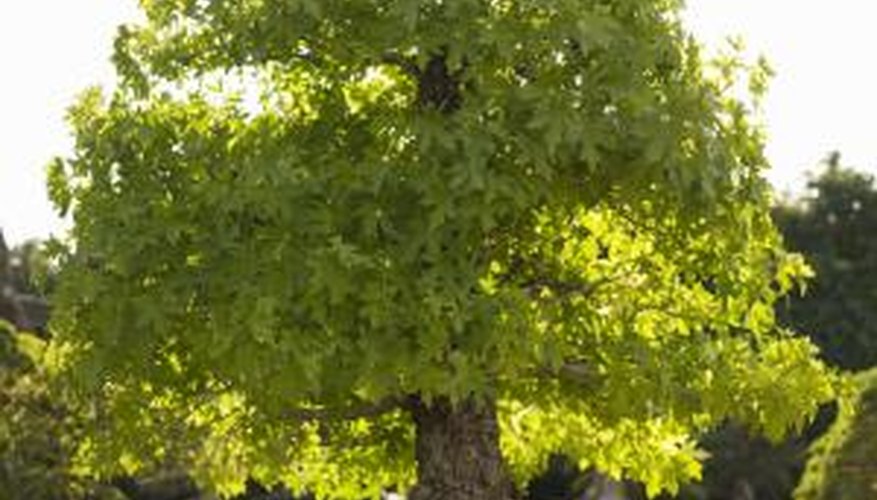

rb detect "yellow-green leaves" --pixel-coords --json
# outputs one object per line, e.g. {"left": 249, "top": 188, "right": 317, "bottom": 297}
{"left": 48, "top": 0, "right": 842, "bottom": 497}
{"left": 500, "top": 400, "right": 703, "bottom": 497}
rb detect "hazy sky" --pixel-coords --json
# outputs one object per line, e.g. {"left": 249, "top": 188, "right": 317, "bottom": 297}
{"left": 0, "top": 1, "right": 142, "bottom": 244}
{"left": 2, "top": 1, "right": 876, "bottom": 244}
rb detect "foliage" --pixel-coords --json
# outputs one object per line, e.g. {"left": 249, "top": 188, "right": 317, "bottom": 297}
{"left": 795, "top": 369, "right": 877, "bottom": 500}
{"left": 0, "top": 234, "right": 75, "bottom": 497}
{"left": 657, "top": 155, "right": 877, "bottom": 500}
{"left": 0, "top": 320, "right": 119, "bottom": 499}
{"left": 0, "top": 234, "right": 290, "bottom": 500}
{"left": 0, "top": 234, "right": 127, "bottom": 499}
{"left": 777, "top": 157, "right": 877, "bottom": 499}
{"left": 6, "top": 240, "right": 57, "bottom": 296}
{"left": 774, "top": 153, "right": 877, "bottom": 370}
{"left": 657, "top": 156, "right": 877, "bottom": 500}
{"left": 47, "top": 0, "right": 842, "bottom": 497}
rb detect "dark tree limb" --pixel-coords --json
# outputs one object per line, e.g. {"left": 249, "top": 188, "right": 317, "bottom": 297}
{"left": 531, "top": 360, "right": 594, "bottom": 387}
{"left": 381, "top": 51, "right": 422, "bottom": 78}
{"left": 517, "top": 268, "right": 632, "bottom": 300}
{"left": 520, "top": 276, "right": 601, "bottom": 298}
{"left": 417, "top": 53, "right": 465, "bottom": 113}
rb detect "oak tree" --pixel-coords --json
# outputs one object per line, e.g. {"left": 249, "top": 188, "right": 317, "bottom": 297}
{"left": 46, "top": 1, "right": 842, "bottom": 498}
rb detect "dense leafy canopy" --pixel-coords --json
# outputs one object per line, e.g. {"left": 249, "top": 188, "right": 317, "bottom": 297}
{"left": 46, "top": 0, "right": 841, "bottom": 497}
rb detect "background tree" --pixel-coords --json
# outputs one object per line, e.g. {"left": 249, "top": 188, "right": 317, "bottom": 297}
{"left": 0, "top": 319, "right": 72, "bottom": 499}
{"left": 46, "top": 1, "right": 842, "bottom": 498}
{"left": 668, "top": 421, "right": 810, "bottom": 500}
{"left": 780, "top": 156, "right": 877, "bottom": 498}
{"left": 774, "top": 152, "right": 877, "bottom": 370}
{"left": 0, "top": 233, "right": 106, "bottom": 499}
{"left": 0, "top": 232, "right": 51, "bottom": 335}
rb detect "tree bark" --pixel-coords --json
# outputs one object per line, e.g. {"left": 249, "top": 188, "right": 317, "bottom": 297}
{"left": 408, "top": 396, "right": 518, "bottom": 500}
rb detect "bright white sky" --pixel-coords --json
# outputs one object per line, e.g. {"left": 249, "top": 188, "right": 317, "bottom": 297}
{"left": 1, "top": 1, "right": 876, "bottom": 244}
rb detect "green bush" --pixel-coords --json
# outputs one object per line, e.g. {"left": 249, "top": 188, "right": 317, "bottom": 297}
{"left": 796, "top": 369, "right": 877, "bottom": 499}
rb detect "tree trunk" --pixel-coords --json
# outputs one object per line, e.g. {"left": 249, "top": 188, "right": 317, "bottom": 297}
{"left": 408, "top": 396, "right": 518, "bottom": 500}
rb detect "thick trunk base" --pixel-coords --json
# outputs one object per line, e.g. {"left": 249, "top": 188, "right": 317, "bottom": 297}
{"left": 408, "top": 396, "right": 517, "bottom": 500}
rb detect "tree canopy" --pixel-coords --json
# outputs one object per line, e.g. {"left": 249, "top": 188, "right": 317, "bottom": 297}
{"left": 46, "top": 1, "right": 841, "bottom": 498}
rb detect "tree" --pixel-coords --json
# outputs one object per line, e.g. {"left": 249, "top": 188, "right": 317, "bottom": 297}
{"left": 0, "top": 320, "right": 91, "bottom": 499}
{"left": 669, "top": 421, "right": 811, "bottom": 500}
{"left": 0, "top": 233, "right": 52, "bottom": 336}
{"left": 774, "top": 153, "right": 877, "bottom": 370}
{"left": 46, "top": 1, "right": 842, "bottom": 498}
{"left": 0, "top": 235, "right": 111, "bottom": 499}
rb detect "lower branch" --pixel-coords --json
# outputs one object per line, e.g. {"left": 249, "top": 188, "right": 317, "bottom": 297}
{"left": 282, "top": 395, "right": 407, "bottom": 422}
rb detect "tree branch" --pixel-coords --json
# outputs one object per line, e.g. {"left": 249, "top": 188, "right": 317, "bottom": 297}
{"left": 281, "top": 395, "right": 408, "bottom": 422}
{"left": 518, "top": 269, "right": 632, "bottom": 300}
{"left": 520, "top": 276, "right": 600, "bottom": 298}
{"left": 531, "top": 360, "right": 595, "bottom": 387}
{"left": 380, "top": 52, "right": 421, "bottom": 78}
